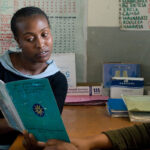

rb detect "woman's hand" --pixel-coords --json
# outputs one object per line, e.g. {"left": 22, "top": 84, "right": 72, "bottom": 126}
{"left": 44, "top": 139, "right": 78, "bottom": 150}
{"left": 71, "top": 138, "right": 92, "bottom": 150}
{"left": 43, "top": 137, "right": 96, "bottom": 150}
{"left": 22, "top": 130, "right": 45, "bottom": 150}
{"left": 72, "top": 134, "right": 112, "bottom": 150}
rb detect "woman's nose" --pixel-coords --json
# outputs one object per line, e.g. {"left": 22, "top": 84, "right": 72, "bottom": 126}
{"left": 36, "top": 37, "right": 44, "bottom": 48}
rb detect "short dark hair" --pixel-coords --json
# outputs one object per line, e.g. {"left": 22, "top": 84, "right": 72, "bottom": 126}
{"left": 11, "top": 6, "right": 50, "bottom": 37}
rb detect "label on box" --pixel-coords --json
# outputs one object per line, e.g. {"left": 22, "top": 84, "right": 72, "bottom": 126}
{"left": 67, "top": 86, "right": 102, "bottom": 96}
{"left": 110, "top": 77, "right": 144, "bottom": 98}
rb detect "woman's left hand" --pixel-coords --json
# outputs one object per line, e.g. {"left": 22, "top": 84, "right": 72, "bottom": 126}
{"left": 44, "top": 139, "right": 78, "bottom": 150}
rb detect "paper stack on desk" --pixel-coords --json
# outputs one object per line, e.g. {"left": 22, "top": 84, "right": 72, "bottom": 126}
{"left": 65, "top": 95, "right": 108, "bottom": 105}
{"left": 65, "top": 86, "right": 109, "bottom": 105}
{"left": 122, "top": 95, "right": 150, "bottom": 122}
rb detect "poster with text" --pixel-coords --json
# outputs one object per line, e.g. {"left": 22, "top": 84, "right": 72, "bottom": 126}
{"left": 119, "top": 0, "right": 150, "bottom": 30}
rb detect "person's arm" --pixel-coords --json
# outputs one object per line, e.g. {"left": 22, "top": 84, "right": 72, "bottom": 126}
{"left": 44, "top": 123, "right": 150, "bottom": 150}
{"left": 50, "top": 72, "right": 68, "bottom": 114}
{"left": 43, "top": 134, "right": 112, "bottom": 150}
{"left": 71, "top": 134, "right": 112, "bottom": 150}
{"left": 103, "top": 123, "right": 150, "bottom": 150}
{"left": 72, "top": 123, "right": 150, "bottom": 150}
{"left": 44, "top": 139, "right": 78, "bottom": 150}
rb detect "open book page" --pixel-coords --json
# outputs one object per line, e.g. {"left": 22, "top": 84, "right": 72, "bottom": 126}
{"left": 122, "top": 95, "right": 150, "bottom": 112}
{"left": 122, "top": 95, "right": 150, "bottom": 122}
{"left": 5, "top": 78, "right": 70, "bottom": 142}
{"left": 129, "top": 111, "right": 150, "bottom": 122}
{"left": 0, "top": 80, "right": 25, "bottom": 132}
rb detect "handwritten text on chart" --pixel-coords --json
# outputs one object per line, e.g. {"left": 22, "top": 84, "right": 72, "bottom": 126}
{"left": 119, "top": 0, "right": 150, "bottom": 30}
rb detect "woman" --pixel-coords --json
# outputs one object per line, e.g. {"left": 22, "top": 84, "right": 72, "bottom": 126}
{"left": 0, "top": 6, "right": 67, "bottom": 147}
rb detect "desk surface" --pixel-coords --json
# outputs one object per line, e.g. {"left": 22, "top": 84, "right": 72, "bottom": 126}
{"left": 9, "top": 105, "right": 135, "bottom": 150}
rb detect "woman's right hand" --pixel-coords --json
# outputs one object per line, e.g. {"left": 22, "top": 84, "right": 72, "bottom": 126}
{"left": 22, "top": 130, "right": 45, "bottom": 150}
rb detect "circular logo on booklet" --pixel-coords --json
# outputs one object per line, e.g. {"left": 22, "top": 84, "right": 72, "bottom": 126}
{"left": 33, "top": 104, "right": 45, "bottom": 117}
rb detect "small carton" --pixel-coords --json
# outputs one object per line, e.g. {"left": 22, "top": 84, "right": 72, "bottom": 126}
{"left": 103, "top": 63, "right": 140, "bottom": 88}
{"left": 67, "top": 86, "right": 102, "bottom": 96}
{"left": 110, "top": 77, "right": 144, "bottom": 98}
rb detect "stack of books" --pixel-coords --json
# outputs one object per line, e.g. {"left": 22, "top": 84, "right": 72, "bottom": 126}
{"left": 107, "top": 98, "right": 128, "bottom": 117}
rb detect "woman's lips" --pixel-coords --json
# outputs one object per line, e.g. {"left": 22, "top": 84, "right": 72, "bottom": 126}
{"left": 37, "top": 51, "right": 49, "bottom": 57}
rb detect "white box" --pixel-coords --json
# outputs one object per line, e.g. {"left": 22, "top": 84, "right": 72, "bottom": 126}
{"left": 67, "top": 86, "right": 102, "bottom": 96}
{"left": 51, "top": 53, "right": 76, "bottom": 87}
{"left": 110, "top": 77, "right": 144, "bottom": 98}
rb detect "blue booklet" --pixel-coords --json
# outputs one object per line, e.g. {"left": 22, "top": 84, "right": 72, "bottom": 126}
{"left": 107, "top": 98, "right": 128, "bottom": 117}
{"left": 0, "top": 78, "right": 70, "bottom": 142}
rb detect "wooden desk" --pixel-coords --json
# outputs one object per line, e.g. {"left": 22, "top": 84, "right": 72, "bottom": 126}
{"left": 9, "top": 105, "right": 135, "bottom": 150}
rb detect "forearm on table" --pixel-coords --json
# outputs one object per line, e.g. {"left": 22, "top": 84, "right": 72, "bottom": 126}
{"left": 103, "top": 123, "right": 150, "bottom": 150}
{"left": 86, "top": 133, "right": 113, "bottom": 149}
{"left": 71, "top": 134, "right": 113, "bottom": 150}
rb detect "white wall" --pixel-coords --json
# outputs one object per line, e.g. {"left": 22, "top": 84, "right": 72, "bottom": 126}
{"left": 88, "top": 0, "right": 119, "bottom": 27}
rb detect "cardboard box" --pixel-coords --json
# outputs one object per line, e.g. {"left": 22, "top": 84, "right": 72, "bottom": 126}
{"left": 110, "top": 77, "right": 144, "bottom": 98}
{"left": 67, "top": 86, "right": 102, "bottom": 96}
{"left": 51, "top": 53, "right": 76, "bottom": 87}
{"left": 103, "top": 63, "right": 140, "bottom": 88}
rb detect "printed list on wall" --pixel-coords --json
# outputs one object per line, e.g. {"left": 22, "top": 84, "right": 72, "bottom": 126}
{"left": 0, "top": 0, "right": 87, "bottom": 82}
{"left": 119, "top": 0, "right": 150, "bottom": 30}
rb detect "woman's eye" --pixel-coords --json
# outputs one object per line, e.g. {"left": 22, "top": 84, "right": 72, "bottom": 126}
{"left": 26, "top": 38, "right": 34, "bottom": 42}
{"left": 42, "top": 33, "right": 48, "bottom": 37}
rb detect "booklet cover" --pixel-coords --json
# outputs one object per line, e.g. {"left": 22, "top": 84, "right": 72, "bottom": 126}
{"left": 0, "top": 78, "right": 70, "bottom": 142}
{"left": 107, "top": 98, "right": 128, "bottom": 117}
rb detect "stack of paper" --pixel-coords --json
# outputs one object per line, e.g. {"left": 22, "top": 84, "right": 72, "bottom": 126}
{"left": 65, "top": 95, "right": 108, "bottom": 105}
{"left": 65, "top": 85, "right": 108, "bottom": 105}
{"left": 122, "top": 95, "right": 150, "bottom": 122}
{"left": 107, "top": 98, "right": 128, "bottom": 117}
{"left": 67, "top": 86, "right": 102, "bottom": 96}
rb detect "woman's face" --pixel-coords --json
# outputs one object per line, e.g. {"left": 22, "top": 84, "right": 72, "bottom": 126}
{"left": 15, "top": 15, "right": 53, "bottom": 63}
